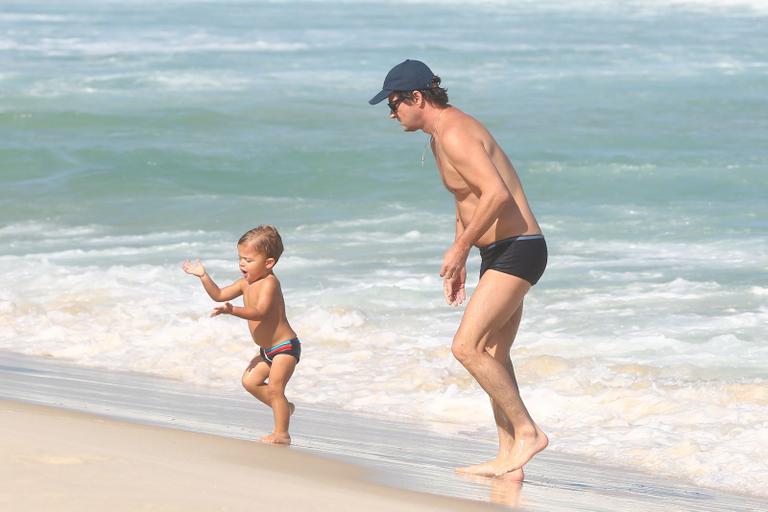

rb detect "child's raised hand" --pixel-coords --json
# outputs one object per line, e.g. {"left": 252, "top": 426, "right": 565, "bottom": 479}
{"left": 182, "top": 258, "right": 206, "bottom": 277}
{"left": 210, "top": 302, "right": 234, "bottom": 317}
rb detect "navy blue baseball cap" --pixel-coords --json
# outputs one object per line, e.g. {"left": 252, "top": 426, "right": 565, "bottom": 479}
{"left": 368, "top": 59, "right": 436, "bottom": 105}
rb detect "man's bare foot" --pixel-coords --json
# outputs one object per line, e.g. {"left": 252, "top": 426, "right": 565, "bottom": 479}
{"left": 260, "top": 432, "right": 291, "bottom": 445}
{"left": 498, "top": 467, "right": 525, "bottom": 482}
{"left": 456, "top": 461, "right": 497, "bottom": 477}
{"left": 456, "top": 461, "right": 524, "bottom": 481}
{"left": 493, "top": 427, "right": 548, "bottom": 476}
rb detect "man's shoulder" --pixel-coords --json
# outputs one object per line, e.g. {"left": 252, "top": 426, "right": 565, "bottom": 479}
{"left": 441, "top": 111, "right": 486, "bottom": 149}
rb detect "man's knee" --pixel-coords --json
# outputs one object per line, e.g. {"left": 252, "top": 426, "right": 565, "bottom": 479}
{"left": 451, "top": 336, "right": 481, "bottom": 366}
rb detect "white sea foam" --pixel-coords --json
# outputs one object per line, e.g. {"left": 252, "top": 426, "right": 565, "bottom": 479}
{"left": 2, "top": 220, "right": 766, "bottom": 496}
{"left": 53, "top": 71, "right": 255, "bottom": 93}
{"left": 0, "top": 34, "right": 309, "bottom": 57}
{"left": 0, "top": 14, "right": 73, "bottom": 23}
{"left": 141, "top": 72, "right": 252, "bottom": 91}
{"left": 314, "top": 0, "right": 768, "bottom": 14}
{"left": 0, "top": 221, "right": 101, "bottom": 238}
{"left": 554, "top": 238, "right": 768, "bottom": 270}
{"left": 0, "top": 32, "right": 310, "bottom": 65}
{"left": 22, "top": 73, "right": 255, "bottom": 96}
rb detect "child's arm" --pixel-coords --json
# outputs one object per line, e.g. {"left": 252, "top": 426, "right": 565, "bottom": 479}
{"left": 182, "top": 259, "right": 244, "bottom": 302}
{"left": 210, "top": 277, "right": 278, "bottom": 321}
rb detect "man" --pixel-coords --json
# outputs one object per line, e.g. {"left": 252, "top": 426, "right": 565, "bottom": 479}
{"left": 369, "top": 60, "right": 549, "bottom": 479}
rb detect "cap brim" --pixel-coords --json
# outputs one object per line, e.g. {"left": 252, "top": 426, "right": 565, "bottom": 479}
{"left": 368, "top": 89, "right": 390, "bottom": 105}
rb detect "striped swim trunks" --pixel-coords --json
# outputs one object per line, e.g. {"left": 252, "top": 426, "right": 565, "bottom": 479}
{"left": 259, "top": 337, "right": 301, "bottom": 365}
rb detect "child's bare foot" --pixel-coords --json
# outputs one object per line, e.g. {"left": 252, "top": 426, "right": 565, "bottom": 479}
{"left": 269, "top": 432, "right": 291, "bottom": 445}
{"left": 259, "top": 432, "right": 291, "bottom": 445}
{"left": 493, "top": 426, "right": 548, "bottom": 476}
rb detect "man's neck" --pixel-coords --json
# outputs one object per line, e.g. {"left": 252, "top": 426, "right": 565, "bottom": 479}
{"left": 423, "top": 106, "right": 449, "bottom": 136}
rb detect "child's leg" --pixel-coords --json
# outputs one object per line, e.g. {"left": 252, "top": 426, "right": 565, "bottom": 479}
{"left": 263, "top": 355, "right": 297, "bottom": 444}
{"left": 243, "top": 354, "right": 297, "bottom": 416}
{"left": 241, "top": 355, "right": 272, "bottom": 406}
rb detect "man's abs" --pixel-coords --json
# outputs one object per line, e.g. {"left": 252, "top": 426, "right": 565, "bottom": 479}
{"left": 457, "top": 196, "right": 541, "bottom": 247}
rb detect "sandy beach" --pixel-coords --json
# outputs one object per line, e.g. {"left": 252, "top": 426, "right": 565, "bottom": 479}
{"left": 2, "top": 351, "right": 766, "bottom": 512}
{"left": 0, "top": 399, "right": 494, "bottom": 512}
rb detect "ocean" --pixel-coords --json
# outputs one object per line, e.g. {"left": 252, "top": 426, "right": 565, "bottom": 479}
{"left": 1, "top": 0, "right": 766, "bottom": 498}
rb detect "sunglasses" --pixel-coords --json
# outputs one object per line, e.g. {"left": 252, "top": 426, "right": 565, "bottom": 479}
{"left": 387, "top": 96, "right": 409, "bottom": 114}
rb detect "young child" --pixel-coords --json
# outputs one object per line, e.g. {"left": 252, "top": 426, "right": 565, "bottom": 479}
{"left": 182, "top": 225, "right": 300, "bottom": 445}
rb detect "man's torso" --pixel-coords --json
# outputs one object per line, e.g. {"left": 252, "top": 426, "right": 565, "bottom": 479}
{"left": 432, "top": 109, "right": 541, "bottom": 247}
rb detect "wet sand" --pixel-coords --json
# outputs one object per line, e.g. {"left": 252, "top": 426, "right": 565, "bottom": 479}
{"left": 2, "top": 351, "right": 765, "bottom": 511}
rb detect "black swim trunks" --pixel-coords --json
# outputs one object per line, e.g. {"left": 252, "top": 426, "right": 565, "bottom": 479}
{"left": 260, "top": 337, "right": 301, "bottom": 365}
{"left": 479, "top": 234, "right": 548, "bottom": 285}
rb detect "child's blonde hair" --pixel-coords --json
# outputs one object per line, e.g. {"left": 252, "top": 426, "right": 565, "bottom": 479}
{"left": 238, "top": 225, "right": 284, "bottom": 262}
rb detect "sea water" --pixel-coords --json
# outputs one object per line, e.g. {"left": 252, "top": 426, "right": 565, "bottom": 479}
{"left": 1, "top": 0, "right": 766, "bottom": 498}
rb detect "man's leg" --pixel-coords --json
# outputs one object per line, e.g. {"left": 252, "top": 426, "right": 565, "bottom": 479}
{"left": 263, "top": 354, "right": 298, "bottom": 445}
{"left": 451, "top": 270, "right": 547, "bottom": 475}
{"left": 489, "top": 301, "right": 525, "bottom": 459}
{"left": 457, "top": 302, "right": 525, "bottom": 479}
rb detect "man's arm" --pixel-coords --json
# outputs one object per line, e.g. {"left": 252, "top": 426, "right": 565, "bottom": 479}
{"left": 444, "top": 205, "right": 468, "bottom": 305}
{"left": 439, "top": 127, "right": 511, "bottom": 278}
{"left": 454, "top": 204, "right": 466, "bottom": 242}
{"left": 443, "top": 131, "right": 511, "bottom": 249}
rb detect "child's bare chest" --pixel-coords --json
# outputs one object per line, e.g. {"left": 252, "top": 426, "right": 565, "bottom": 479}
{"left": 242, "top": 281, "right": 266, "bottom": 306}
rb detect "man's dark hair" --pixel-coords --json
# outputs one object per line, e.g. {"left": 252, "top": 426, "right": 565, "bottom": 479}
{"left": 396, "top": 76, "right": 449, "bottom": 107}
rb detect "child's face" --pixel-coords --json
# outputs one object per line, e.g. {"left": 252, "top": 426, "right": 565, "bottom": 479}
{"left": 237, "top": 243, "right": 275, "bottom": 283}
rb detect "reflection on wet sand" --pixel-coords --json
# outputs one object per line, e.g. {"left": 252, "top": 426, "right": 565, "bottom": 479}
{"left": 457, "top": 473, "right": 523, "bottom": 508}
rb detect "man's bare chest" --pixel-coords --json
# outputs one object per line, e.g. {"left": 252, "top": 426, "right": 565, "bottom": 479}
{"left": 437, "top": 161, "right": 473, "bottom": 199}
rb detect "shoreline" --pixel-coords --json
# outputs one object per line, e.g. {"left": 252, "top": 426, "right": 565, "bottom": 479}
{"left": 0, "top": 399, "right": 492, "bottom": 512}
{"left": 2, "top": 350, "right": 765, "bottom": 511}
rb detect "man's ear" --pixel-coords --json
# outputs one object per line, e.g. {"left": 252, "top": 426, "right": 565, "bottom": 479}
{"left": 265, "top": 258, "right": 277, "bottom": 270}
{"left": 412, "top": 90, "right": 425, "bottom": 107}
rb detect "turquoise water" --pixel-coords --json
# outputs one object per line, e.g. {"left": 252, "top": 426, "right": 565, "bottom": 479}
{"left": 2, "top": 0, "right": 767, "bottom": 496}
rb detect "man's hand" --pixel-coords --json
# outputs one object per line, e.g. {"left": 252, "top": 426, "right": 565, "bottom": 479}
{"left": 440, "top": 241, "right": 470, "bottom": 282}
{"left": 182, "top": 259, "right": 206, "bottom": 278}
{"left": 444, "top": 267, "right": 467, "bottom": 306}
{"left": 210, "top": 302, "right": 234, "bottom": 317}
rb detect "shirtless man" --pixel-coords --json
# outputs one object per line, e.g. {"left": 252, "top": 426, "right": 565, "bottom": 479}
{"left": 369, "top": 60, "right": 549, "bottom": 478}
